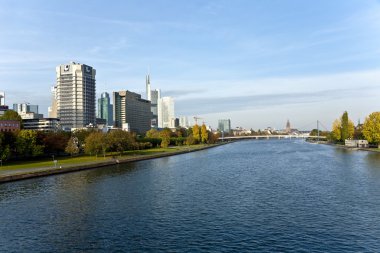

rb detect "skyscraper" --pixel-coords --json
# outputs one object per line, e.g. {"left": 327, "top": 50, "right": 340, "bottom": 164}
{"left": 218, "top": 119, "right": 231, "bottom": 133}
{"left": 158, "top": 96, "right": 175, "bottom": 128}
{"left": 145, "top": 74, "right": 161, "bottom": 128}
{"left": 97, "top": 92, "right": 113, "bottom": 126}
{"left": 113, "top": 90, "right": 152, "bottom": 134}
{"left": 0, "top": 91, "right": 4, "bottom": 106}
{"left": 56, "top": 62, "right": 96, "bottom": 130}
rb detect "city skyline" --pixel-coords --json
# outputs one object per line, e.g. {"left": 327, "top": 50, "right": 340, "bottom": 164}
{"left": 1, "top": 0, "right": 379, "bottom": 130}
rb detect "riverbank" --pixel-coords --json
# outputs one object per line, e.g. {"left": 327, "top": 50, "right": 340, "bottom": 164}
{"left": 0, "top": 143, "right": 228, "bottom": 183}
{"left": 312, "top": 141, "right": 380, "bottom": 153}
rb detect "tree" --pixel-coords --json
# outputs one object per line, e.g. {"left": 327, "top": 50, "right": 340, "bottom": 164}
{"left": 146, "top": 128, "right": 159, "bottom": 138}
{"left": 362, "top": 112, "right": 380, "bottom": 144}
{"left": 16, "top": 130, "right": 44, "bottom": 157}
{"left": 331, "top": 119, "right": 342, "bottom": 142}
{"left": 0, "top": 132, "right": 11, "bottom": 161}
{"left": 0, "top": 110, "right": 22, "bottom": 128}
{"left": 65, "top": 137, "right": 79, "bottom": 156}
{"left": 192, "top": 124, "right": 200, "bottom": 144}
{"left": 341, "top": 111, "right": 354, "bottom": 141}
{"left": 107, "top": 130, "right": 136, "bottom": 156}
{"left": 201, "top": 124, "right": 208, "bottom": 143}
{"left": 160, "top": 129, "right": 171, "bottom": 148}
{"left": 42, "top": 131, "right": 70, "bottom": 155}
{"left": 186, "top": 134, "right": 195, "bottom": 145}
{"left": 85, "top": 132, "right": 108, "bottom": 158}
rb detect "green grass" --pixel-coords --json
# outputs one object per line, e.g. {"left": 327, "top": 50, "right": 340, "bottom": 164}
{"left": 0, "top": 144, "right": 211, "bottom": 171}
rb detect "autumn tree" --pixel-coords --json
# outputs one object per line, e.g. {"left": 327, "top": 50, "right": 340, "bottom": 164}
{"left": 107, "top": 130, "right": 136, "bottom": 156}
{"left": 331, "top": 119, "right": 342, "bottom": 142}
{"left": 160, "top": 128, "right": 171, "bottom": 148}
{"left": 201, "top": 124, "right": 208, "bottom": 143}
{"left": 362, "top": 112, "right": 380, "bottom": 144}
{"left": 85, "top": 132, "right": 108, "bottom": 158}
{"left": 65, "top": 137, "right": 79, "bottom": 156}
{"left": 146, "top": 128, "right": 160, "bottom": 138}
{"left": 192, "top": 124, "right": 200, "bottom": 144}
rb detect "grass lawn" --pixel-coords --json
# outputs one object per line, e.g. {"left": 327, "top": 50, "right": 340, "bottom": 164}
{"left": 0, "top": 144, "right": 210, "bottom": 171}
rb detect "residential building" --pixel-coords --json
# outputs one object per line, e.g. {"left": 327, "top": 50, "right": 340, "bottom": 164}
{"left": 113, "top": 90, "right": 152, "bottom": 134}
{"left": 56, "top": 62, "right": 96, "bottom": 130}
{"left": 158, "top": 96, "right": 175, "bottom": 128}
{"left": 97, "top": 92, "right": 113, "bottom": 126}
{"left": 23, "top": 118, "right": 60, "bottom": 132}
{"left": 345, "top": 139, "right": 369, "bottom": 148}
{"left": 0, "top": 120, "right": 20, "bottom": 132}
{"left": 218, "top": 119, "right": 231, "bottom": 133}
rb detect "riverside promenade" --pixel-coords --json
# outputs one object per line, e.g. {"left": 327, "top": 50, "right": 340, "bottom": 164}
{"left": 0, "top": 144, "right": 225, "bottom": 183}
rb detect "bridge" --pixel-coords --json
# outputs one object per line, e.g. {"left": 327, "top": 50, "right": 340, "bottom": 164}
{"left": 219, "top": 135, "right": 327, "bottom": 140}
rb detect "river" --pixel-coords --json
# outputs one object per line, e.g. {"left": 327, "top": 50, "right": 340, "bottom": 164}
{"left": 1, "top": 140, "right": 380, "bottom": 252}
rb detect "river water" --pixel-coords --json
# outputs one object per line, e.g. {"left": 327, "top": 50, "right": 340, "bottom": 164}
{"left": 1, "top": 140, "right": 380, "bottom": 252}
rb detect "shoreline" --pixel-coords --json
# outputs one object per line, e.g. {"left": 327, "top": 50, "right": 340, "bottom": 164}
{"left": 309, "top": 140, "right": 380, "bottom": 153}
{"left": 0, "top": 143, "right": 229, "bottom": 184}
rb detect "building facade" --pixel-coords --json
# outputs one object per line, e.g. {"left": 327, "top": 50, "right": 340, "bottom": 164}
{"left": 13, "top": 103, "right": 42, "bottom": 119}
{"left": 218, "top": 119, "right": 231, "bottom": 133}
{"left": 158, "top": 96, "right": 175, "bottom": 128}
{"left": 23, "top": 118, "right": 60, "bottom": 132}
{"left": 97, "top": 92, "right": 113, "bottom": 126}
{"left": 113, "top": 90, "right": 152, "bottom": 134}
{"left": 56, "top": 62, "right": 96, "bottom": 130}
{"left": 0, "top": 120, "right": 20, "bottom": 132}
{"left": 179, "top": 116, "right": 189, "bottom": 128}
{"left": 48, "top": 86, "right": 58, "bottom": 118}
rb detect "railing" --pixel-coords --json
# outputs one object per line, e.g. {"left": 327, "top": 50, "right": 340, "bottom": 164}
{"left": 219, "top": 135, "right": 327, "bottom": 140}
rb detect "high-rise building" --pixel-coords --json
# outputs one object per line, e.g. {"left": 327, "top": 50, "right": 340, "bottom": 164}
{"left": 145, "top": 74, "right": 161, "bottom": 128}
{"left": 56, "top": 62, "right": 96, "bottom": 130}
{"left": 179, "top": 116, "right": 189, "bottom": 128}
{"left": 97, "top": 92, "right": 113, "bottom": 126}
{"left": 158, "top": 96, "right": 175, "bottom": 128}
{"left": 13, "top": 103, "right": 39, "bottom": 114}
{"left": 218, "top": 119, "right": 231, "bottom": 133}
{"left": 13, "top": 103, "right": 42, "bottom": 119}
{"left": 113, "top": 90, "right": 152, "bottom": 134}
{"left": 48, "top": 86, "right": 58, "bottom": 118}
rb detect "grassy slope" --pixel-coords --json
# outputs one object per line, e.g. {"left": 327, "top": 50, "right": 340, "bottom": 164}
{"left": 0, "top": 145, "right": 208, "bottom": 171}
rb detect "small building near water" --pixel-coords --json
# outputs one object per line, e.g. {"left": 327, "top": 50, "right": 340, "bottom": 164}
{"left": 345, "top": 139, "right": 369, "bottom": 148}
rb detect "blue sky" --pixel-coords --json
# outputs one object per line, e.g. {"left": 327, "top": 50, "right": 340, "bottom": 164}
{"left": 0, "top": 0, "right": 379, "bottom": 130}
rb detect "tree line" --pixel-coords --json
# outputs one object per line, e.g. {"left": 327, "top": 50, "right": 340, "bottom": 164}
{"left": 0, "top": 110, "right": 220, "bottom": 162}
{"left": 328, "top": 111, "right": 380, "bottom": 145}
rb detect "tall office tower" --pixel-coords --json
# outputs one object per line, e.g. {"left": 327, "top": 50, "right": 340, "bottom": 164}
{"left": 146, "top": 74, "right": 151, "bottom": 101}
{"left": 179, "top": 116, "right": 189, "bottom": 128}
{"left": 56, "top": 62, "right": 96, "bottom": 130}
{"left": 218, "top": 119, "right": 231, "bottom": 133}
{"left": 48, "top": 86, "right": 58, "bottom": 118}
{"left": 113, "top": 90, "right": 152, "bottom": 134}
{"left": 150, "top": 89, "right": 161, "bottom": 127}
{"left": 158, "top": 96, "right": 175, "bottom": 128}
{"left": 97, "top": 92, "right": 113, "bottom": 126}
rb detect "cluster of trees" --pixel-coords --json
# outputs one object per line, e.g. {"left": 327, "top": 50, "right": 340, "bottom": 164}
{"left": 330, "top": 111, "right": 380, "bottom": 145}
{"left": 0, "top": 110, "right": 221, "bottom": 162}
{"left": 143, "top": 124, "right": 219, "bottom": 148}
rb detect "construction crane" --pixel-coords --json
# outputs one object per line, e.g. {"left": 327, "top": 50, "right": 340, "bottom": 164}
{"left": 193, "top": 116, "right": 203, "bottom": 125}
